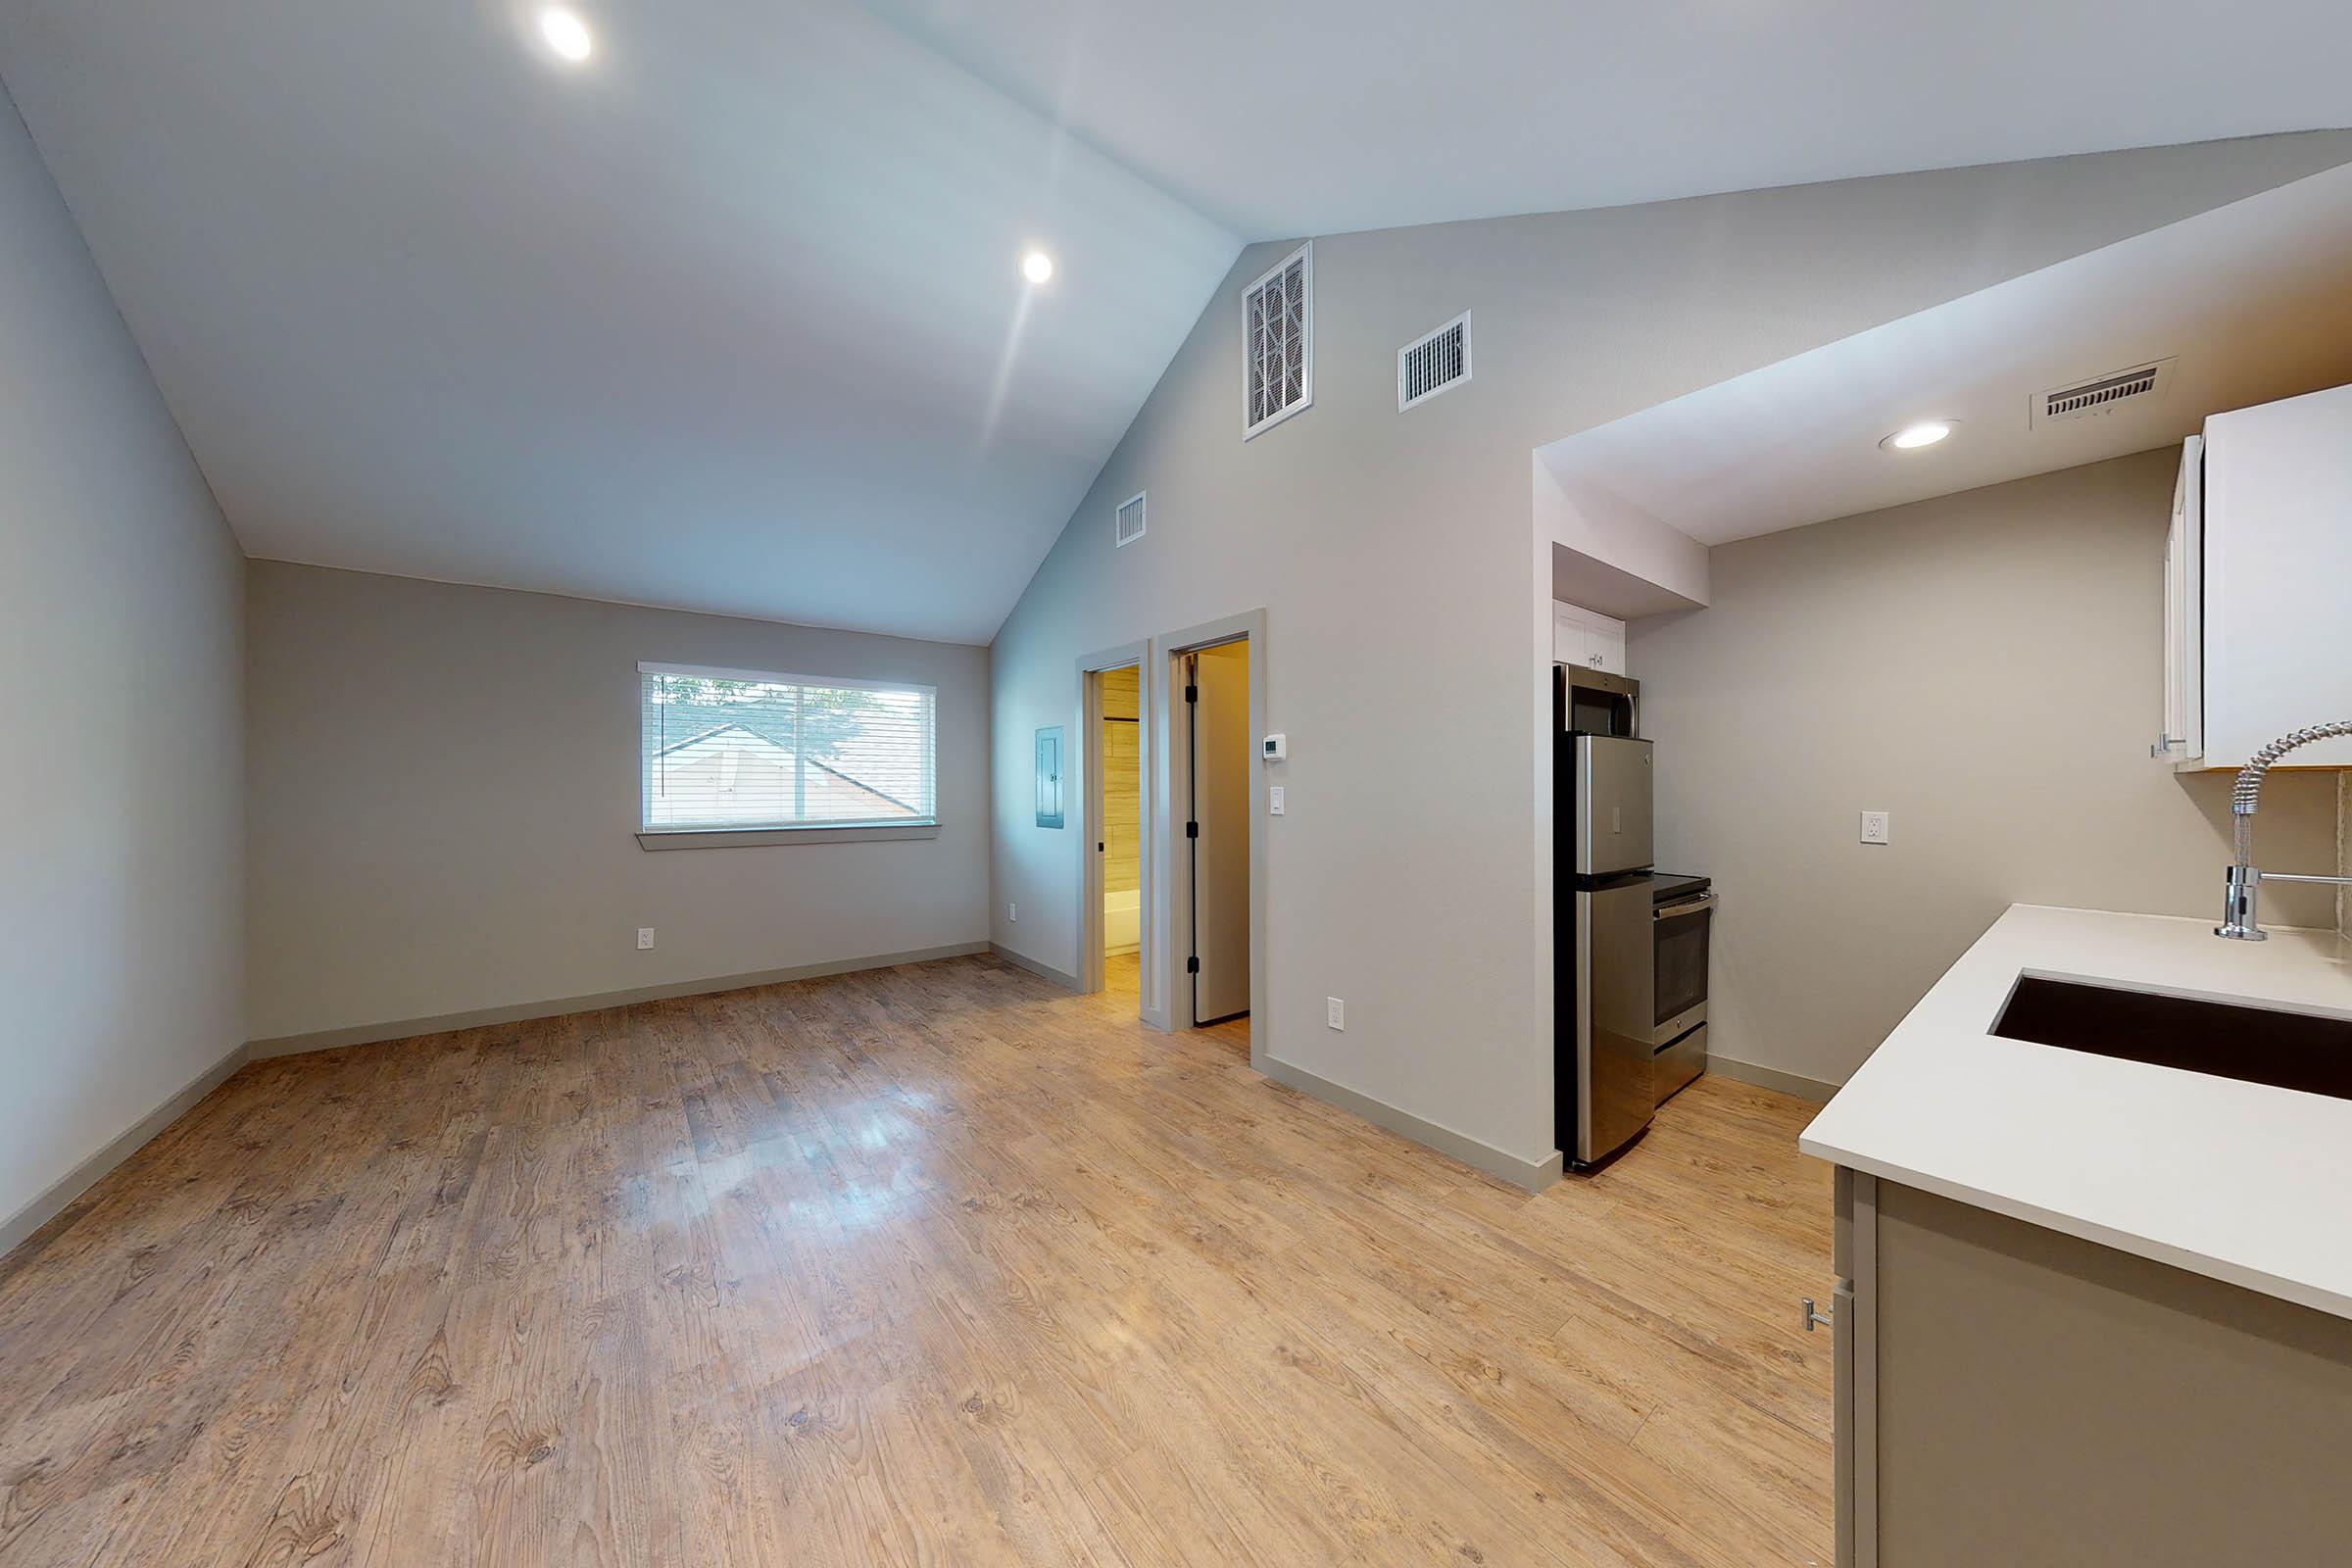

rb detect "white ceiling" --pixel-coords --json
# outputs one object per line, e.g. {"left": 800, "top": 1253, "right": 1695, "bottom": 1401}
{"left": 0, "top": 0, "right": 1238, "bottom": 644}
{"left": 858, "top": 0, "right": 2352, "bottom": 239}
{"left": 1537, "top": 162, "right": 2352, "bottom": 547}
{"left": 4, "top": 3, "right": 2349, "bottom": 643}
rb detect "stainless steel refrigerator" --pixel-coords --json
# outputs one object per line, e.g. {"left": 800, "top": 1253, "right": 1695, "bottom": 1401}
{"left": 1555, "top": 666, "right": 1655, "bottom": 1168}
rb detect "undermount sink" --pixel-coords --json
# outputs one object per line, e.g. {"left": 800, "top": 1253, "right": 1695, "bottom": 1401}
{"left": 1992, "top": 975, "right": 2352, "bottom": 1102}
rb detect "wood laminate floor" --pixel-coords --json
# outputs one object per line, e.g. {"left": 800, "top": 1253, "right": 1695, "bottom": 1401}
{"left": 0, "top": 956, "right": 1831, "bottom": 1567}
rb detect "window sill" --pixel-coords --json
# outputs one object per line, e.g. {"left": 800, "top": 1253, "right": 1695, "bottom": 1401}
{"left": 636, "top": 822, "right": 941, "bottom": 851}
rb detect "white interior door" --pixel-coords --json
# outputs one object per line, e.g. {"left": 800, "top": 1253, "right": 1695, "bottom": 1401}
{"left": 1189, "top": 643, "right": 1251, "bottom": 1023}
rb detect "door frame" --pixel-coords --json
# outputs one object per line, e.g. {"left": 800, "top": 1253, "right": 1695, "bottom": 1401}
{"left": 1152, "top": 610, "right": 1268, "bottom": 1066}
{"left": 1074, "top": 641, "right": 1152, "bottom": 1018}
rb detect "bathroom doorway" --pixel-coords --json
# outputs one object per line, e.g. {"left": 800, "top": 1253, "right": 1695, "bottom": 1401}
{"left": 1077, "top": 640, "right": 1152, "bottom": 1018}
{"left": 1095, "top": 663, "right": 1144, "bottom": 1003}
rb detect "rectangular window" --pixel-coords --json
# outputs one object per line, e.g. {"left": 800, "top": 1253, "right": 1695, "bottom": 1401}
{"left": 638, "top": 662, "right": 936, "bottom": 834}
{"left": 1242, "top": 240, "right": 1313, "bottom": 439}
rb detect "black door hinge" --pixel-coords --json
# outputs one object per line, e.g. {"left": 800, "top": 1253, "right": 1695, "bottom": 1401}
{"left": 1098, "top": 842, "right": 1104, "bottom": 852}
{"left": 1185, "top": 684, "right": 1198, "bottom": 703}
{"left": 1186, "top": 821, "right": 1199, "bottom": 839}
{"left": 1186, "top": 956, "right": 1200, "bottom": 974}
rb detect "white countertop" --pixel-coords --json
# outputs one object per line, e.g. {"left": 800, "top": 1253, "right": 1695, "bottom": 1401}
{"left": 1799, "top": 904, "right": 2352, "bottom": 1319}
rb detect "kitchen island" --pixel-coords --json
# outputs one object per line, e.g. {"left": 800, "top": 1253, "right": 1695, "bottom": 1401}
{"left": 1799, "top": 904, "right": 2352, "bottom": 1567}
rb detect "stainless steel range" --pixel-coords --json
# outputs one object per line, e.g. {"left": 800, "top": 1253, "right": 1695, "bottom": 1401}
{"left": 1649, "top": 872, "right": 1713, "bottom": 1104}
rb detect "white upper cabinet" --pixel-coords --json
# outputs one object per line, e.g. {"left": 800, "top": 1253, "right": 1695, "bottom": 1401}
{"left": 2165, "top": 383, "right": 2352, "bottom": 770}
{"left": 2159, "top": 435, "right": 2204, "bottom": 761}
{"left": 1553, "top": 601, "right": 1628, "bottom": 675}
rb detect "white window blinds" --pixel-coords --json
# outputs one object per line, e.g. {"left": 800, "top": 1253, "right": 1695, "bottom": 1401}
{"left": 639, "top": 662, "right": 937, "bottom": 832}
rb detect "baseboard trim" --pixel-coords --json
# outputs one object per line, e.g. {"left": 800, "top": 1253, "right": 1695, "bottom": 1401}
{"left": 988, "top": 942, "right": 1080, "bottom": 992}
{"left": 1260, "top": 1057, "right": 1564, "bottom": 1192}
{"left": 0, "top": 1038, "right": 251, "bottom": 1263}
{"left": 1708, "top": 1053, "right": 1840, "bottom": 1103}
{"left": 247, "top": 942, "right": 993, "bottom": 1058}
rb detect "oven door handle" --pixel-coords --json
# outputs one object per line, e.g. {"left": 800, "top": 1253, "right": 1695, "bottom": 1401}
{"left": 1653, "top": 893, "right": 1715, "bottom": 921}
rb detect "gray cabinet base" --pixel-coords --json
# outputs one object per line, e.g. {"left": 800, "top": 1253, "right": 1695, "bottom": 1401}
{"left": 1870, "top": 1182, "right": 2352, "bottom": 1567}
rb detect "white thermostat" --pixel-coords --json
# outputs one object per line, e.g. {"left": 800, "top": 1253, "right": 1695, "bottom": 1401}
{"left": 1261, "top": 733, "right": 1287, "bottom": 760}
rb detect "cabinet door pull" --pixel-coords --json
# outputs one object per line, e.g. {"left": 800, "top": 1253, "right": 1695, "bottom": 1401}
{"left": 1801, "top": 1297, "right": 1836, "bottom": 1333}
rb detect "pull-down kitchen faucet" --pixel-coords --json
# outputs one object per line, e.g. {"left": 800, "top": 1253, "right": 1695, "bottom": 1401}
{"left": 2216, "top": 721, "right": 2352, "bottom": 941}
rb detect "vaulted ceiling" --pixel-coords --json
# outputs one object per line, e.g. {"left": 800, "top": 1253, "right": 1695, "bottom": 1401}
{"left": 867, "top": 0, "right": 2352, "bottom": 239}
{"left": 0, "top": 0, "right": 1238, "bottom": 645}
{"left": 2, "top": 1, "right": 2347, "bottom": 642}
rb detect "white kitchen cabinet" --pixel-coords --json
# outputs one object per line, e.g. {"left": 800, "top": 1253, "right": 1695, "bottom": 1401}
{"left": 2159, "top": 434, "right": 2202, "bottom": 761}
{"left": 1551, "top": 600, "right": 1627, "bottom": 674}
{"left": 2160, "top": 383, "right": 2352, "bottom": 770}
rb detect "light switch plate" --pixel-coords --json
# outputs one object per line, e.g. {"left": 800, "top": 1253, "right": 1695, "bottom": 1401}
{"left": 1860, "top": 810, "right": 1891, "bottom": 846}
{"left": 1270, "top": 785, "right": 1285, "bottom": 814}
{"left": 637, "top": 927, "right": 656, "bottom": 950}
{"left": 1326, "top": 997, "right": 1346, "bottom": 1030}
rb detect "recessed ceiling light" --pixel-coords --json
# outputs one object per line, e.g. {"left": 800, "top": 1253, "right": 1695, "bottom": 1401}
{"left": 1881, "top": 419, "right": 1954, "bottom": 452}
{"left": 539, "top": 7, "right": 594, "bottom": 63}
{"left": 1021, "top": 250, "right": 1054, "bottom": 285}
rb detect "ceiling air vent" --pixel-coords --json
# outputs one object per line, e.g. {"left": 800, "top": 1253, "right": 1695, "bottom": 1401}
{"left": 1114, "top": 491, "right": 1147, "bottom": 548}
{"left": 2034, "top": 358, "right": 2176, "bottom": 426}
{"left": 1398, "top": 311, "right": 1472, "bottom": 412}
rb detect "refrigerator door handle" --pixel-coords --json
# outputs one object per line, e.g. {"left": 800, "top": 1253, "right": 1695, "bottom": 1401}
{"left": 1575, "top": 887, "right": 1594, "bottom": 1159}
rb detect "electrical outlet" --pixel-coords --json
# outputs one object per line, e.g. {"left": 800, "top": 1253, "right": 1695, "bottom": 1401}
{"left": 1326, "top": 996, "right": 1346, "bottom": 1031}
{"left": 1860, "top": 810, "right": 1891, "bottom": 846}
{"left": 1008, "top": 902, "right": 1017, "bottom": 922}
{"left": 1269, "top": 785, "right": 1285, "bottom": 815}
{"left": 636, "top": 927, "right": 656, "bottom": 950}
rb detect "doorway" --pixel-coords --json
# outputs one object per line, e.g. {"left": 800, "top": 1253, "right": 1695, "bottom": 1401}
{"left": 1182, "top": 639, "right": 1251, "bottom": 1033}
{"left": 1095, "top": 664, "right": 1144, "bottom": 1003}
{"left": 1077, "top": 640, "right": 1153, "bottom": 1016}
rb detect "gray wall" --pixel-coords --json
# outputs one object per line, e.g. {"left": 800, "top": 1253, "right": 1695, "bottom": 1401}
{"left": 0, "top": 88, "right": 245, "bottom": 1228}
{"left": 1633, "top": 450, "right": 2340, "bottom": 1090}
{"left": 246, "top": 563, "right": 990, "bottom": 1043}
{"left": 988, "top": 133, "right": 2352, "bottom": 1176}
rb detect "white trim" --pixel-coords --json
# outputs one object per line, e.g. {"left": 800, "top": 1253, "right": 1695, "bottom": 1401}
{"left": 636, "top": 821, "right": 939, "bottom": 850}
{"left": 1396, "top": 309, "right": 1473, "bottom": 412}
{"left": 1241, "top": 241, "right": 1314, "bottom": 441}
{"left": 636, "top": 660, "right": 935, "bottom": 700}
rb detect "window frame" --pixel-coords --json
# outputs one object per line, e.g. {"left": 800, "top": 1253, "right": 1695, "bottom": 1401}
{"left": 634, "top": 661, "right": 940, "bottom": 851}
{"left": 1241, "top": 240, "right": 1314, "bottom": 440}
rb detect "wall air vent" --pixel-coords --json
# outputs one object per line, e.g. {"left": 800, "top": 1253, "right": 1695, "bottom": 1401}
{"left": 1397, "top": 311, "right": 1471, "bottom": 412}
{"left": 1114, "top": 491, "right": 1147, "bottom": 548}
{"left": 2034, "top": 358, "right": 2176, "bottom": 426}
{"left": 1243, "top": 241, "right": 1313, "bottom": 438}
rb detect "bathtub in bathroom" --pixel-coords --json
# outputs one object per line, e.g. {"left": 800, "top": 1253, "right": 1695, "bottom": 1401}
{"left": 1103, "top": 888, "right": 1140, "bottom": 954}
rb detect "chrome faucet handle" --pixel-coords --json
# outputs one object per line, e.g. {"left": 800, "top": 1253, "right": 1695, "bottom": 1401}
{"left": 2218, "top": 864, "right": 2265, "bottom": 942}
